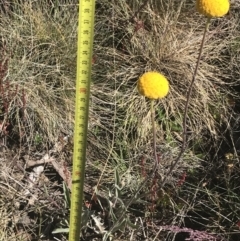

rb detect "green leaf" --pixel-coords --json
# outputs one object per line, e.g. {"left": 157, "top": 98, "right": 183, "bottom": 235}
{"left": 114, "top": 168, "right": 120, "bottom": 187}
{"left": 126, "top": 217, "right": 138, "bottom": 229}
{"left": 63, "top": 181, "right": 71, "bottom": 208}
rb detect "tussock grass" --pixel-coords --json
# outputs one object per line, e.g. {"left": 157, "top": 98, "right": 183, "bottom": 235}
{"left": 0, "top": 0, "right": 78, "bottom": 147}
{"left": 0, "top": 0, "right": 240, "bottom": 240}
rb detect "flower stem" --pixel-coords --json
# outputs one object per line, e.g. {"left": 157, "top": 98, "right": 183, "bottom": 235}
{"left": 159, "top": 17, "right": 211, "bottom": 188}
{"left": 151, "top": 99, "right": 158, "bottom": 165}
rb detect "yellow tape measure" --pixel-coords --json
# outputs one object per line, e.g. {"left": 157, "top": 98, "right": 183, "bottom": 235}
{"left": 68, "top": 0, "right": 95, "bottom": 240}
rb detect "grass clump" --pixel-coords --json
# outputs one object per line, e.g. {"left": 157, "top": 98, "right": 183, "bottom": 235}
{"left": 0, "top": 0, "right": 78, "bottom": 148}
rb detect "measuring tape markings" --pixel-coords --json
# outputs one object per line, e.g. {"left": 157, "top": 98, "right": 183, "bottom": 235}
{"left": 69, "top": 0, "right": 95, "bottom": 240}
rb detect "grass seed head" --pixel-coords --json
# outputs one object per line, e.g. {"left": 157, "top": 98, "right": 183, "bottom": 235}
{"left": 138, "top": 71, "right": 169, "bottom": 99}
{"left": 196, "top": 0, "right": 230, "bottom": 18}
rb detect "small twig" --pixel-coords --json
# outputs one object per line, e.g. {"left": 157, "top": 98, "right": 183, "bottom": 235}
{"left": 52, "top": 160, "right": 72, "bottom": 190}
{"left": 24, "top": 155, "right": 73, "bottom": 190}
{"left": 25, "top": 154, "right": 54, "bottom": 168}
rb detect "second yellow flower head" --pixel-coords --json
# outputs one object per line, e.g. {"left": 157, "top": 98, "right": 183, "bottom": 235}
{"left": 138, "top": 71, "right": 169, "bottom": 100}
{"left": 196, "top": 0, "right": 230, "bottom": 18}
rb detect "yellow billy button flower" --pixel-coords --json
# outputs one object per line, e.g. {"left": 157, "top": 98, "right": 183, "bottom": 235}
{"left": 196, "top": 0, "right": 230, "bottom": 18}
{"left": 138, "top": 71, "right": 169, "bottom": 99}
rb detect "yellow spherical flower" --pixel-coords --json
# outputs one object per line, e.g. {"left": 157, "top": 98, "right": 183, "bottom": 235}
{"left": 196, "top": 0, "right": 230, "bottom": 18}
{"left": 138, "top": 71, "right": 169, "bottom": 99}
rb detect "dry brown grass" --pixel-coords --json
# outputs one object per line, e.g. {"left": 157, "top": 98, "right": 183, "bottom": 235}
{"left": 0, "top": 1, "right": 77, "bottom": 147}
